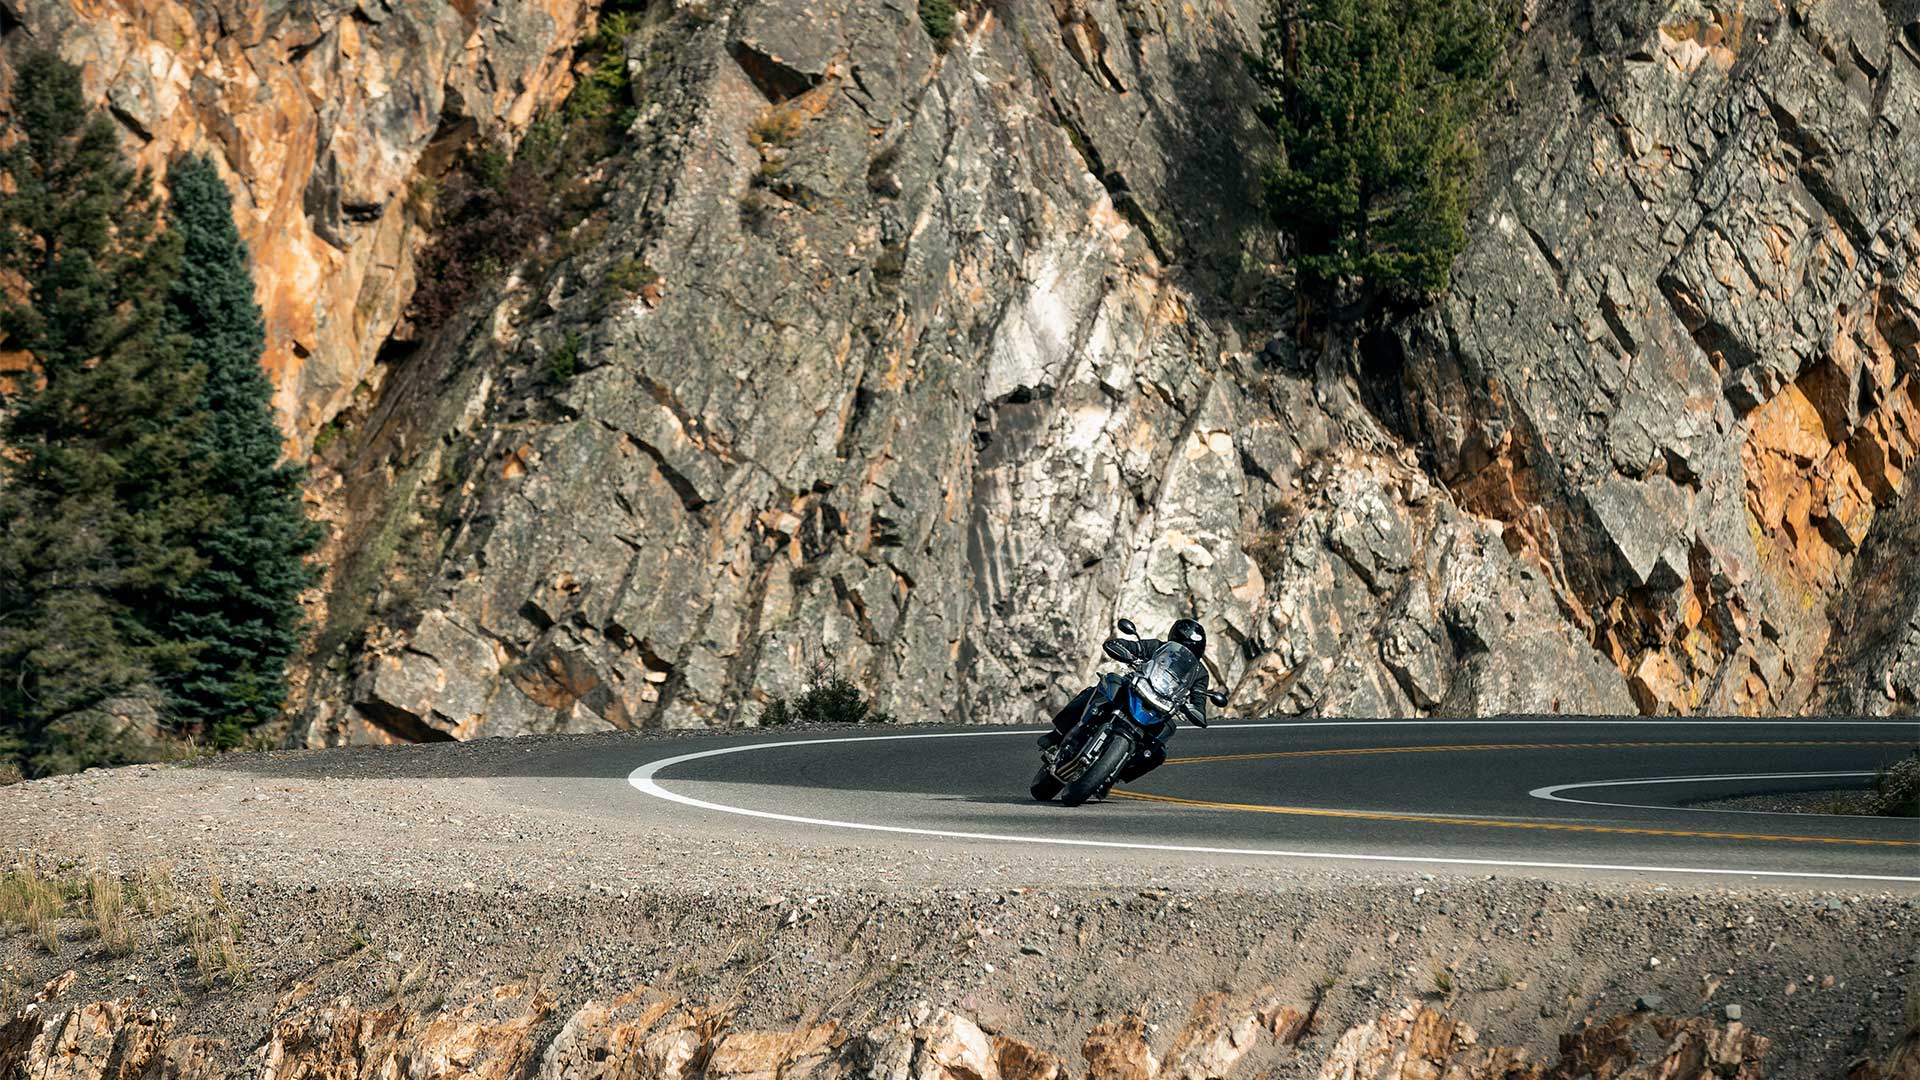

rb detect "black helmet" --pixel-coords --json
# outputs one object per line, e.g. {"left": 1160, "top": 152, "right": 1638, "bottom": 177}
{"left": 1169, "top": 618, "right": 1206, "bottom": 657}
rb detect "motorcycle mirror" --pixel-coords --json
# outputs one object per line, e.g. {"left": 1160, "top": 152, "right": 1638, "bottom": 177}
{"left": 1206, "top": 690, "right": 1228, "bottom": 707}
{"left": 1116, "top": 617, "right": 1138, "bottom": 637}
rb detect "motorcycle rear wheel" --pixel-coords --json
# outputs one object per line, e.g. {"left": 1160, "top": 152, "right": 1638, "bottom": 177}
{"left": 1029, "top": 766, "right": 1064, "bottom": 802}
{"left": 1060, "top": 736, "right": 1131, "bottom": 807}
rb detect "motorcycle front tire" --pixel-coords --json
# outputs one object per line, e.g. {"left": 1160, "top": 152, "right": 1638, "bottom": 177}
{"left": 1060, "top": 735, "right": 1132, "bottom": 807}
{"left": 1030, "top": 766, "right": 1064, "bottom": 802}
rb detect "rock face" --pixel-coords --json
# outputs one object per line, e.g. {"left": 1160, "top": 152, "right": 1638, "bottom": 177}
{"left": 291, "top": 0, "right": 1920, "bottom": 739}
{"left": 1816, "top": 477, "right": 1920, "bottom": 713}
{"left": 286, "top": 0, "right": 1655, "bottom": 742}
{"left": 1389, "top": 0, "right": 1920, "bottom": 715}
{"left": 0, "top": 0, "right": 594, "bottom": 449}
{"left": 0, "top": 982, "right": 1792, "bottom": 1080}
{"left": 5, "top": 0, "right": 1917, "bottom": 737}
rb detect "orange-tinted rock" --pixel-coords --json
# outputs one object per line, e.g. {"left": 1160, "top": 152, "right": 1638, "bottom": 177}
{"left": 0, "top": 0, "right": 594, "bottom": 452}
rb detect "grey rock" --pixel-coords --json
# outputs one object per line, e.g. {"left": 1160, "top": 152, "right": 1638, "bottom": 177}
{"left": 280, "top": 0, "right": 1918, "bottom": 740}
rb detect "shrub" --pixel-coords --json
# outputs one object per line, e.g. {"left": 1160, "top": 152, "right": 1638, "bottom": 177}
{"left": 1248, "top": 0, "right": 1514, "bottom": 304}
{"left": 87, "top": 873, "right": 133, "bottom": 955}
{"left": 747, "top": 105, "right": 806, "bottom": 150}
{"left": 920, "top": 0, "right": 957, "bottom": 44}
{"left": 186, "top": 908, "right": 244, "bottom": 984}
{"left": 409, "top": 13, "right": 639, "bottom": 332}
{"left": 549, "top": 331, "right": 582, "bottom": 385}
{"left": 1245, "top": 501, "right": 1299, "bottom": 579}
{"left": 598, "top": 256, "right": 660, "bottom": 309}
{"left": 1874, "top": 753, "right": 1918, "bottom": 817}
{"left": 761, "top": 662, "right": 893, "bottom": 726}
{"left": 872, "top": 245, "right": 906, "bottom": 281}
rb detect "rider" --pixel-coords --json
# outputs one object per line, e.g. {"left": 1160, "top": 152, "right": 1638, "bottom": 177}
{"left": 1037, "top": 618, "right": 1210, "bottom": 780}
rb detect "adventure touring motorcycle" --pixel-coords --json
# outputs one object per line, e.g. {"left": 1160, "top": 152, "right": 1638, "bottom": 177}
{"left": 1030, "top": 618, "right": 1226, "bottom": 806}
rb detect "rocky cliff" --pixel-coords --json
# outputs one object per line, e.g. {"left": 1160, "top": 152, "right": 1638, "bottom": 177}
{"left": 3, "top": 0, "right": 1917, "bottom": 741}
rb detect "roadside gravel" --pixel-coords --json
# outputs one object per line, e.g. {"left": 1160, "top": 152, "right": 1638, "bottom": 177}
{"left": 4, "top": 729, "right": 1917, "bottom": 1078}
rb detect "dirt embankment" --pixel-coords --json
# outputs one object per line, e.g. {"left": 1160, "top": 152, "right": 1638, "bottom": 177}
{"left": 1, "top": 867, "right": 1915, "bottom": 1079}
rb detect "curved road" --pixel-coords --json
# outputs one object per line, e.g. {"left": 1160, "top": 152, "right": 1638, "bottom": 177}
{"left": 612, "top": 719, "right": 1920, "bottom": 883}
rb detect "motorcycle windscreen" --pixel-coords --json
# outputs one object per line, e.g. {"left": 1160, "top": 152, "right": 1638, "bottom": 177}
{"left": 1142, "top": 642, "right": 1203, "bottom": 703}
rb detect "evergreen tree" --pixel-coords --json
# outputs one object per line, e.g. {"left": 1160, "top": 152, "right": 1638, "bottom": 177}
{"left": 160, "top": 156, "right": 318, "bottom": 747}
{"left": 0, "top": 51, "right": 216, "bottom": 776}
{"left": 1248, "top": 0, "right": 1513, "bottom": 305}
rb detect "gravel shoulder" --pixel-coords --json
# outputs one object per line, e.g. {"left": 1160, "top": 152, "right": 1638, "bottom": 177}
{"left": 4, "top": 730, "right": 1917, "bottom": 1078}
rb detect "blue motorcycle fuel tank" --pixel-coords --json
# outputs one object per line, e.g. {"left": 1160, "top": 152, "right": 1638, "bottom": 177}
{"left": 1121, "top": 683, "right": 1172, "bottom": 732}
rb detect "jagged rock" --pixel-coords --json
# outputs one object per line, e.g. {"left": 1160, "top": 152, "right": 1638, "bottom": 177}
{"left": 1161, "top": 994, "right": 1263, "bottom": 1080}
{"left": 0, "top": 988, "right": 1792, "bottom": 1080}
{"left": 1393, "top": 0, "right": 1920, "bottom": 716}
{"left": 1324, "top": 470, "right": 1415, "bottom": 594}
{"left": 1817, "top": 474, "right": 1920, "bottom": 714}
{"left": 1378, "top": 577, "right": 1450, "bottom": 709}
{"left": 0, "top": 998, "right": 221, "bottom": 1080}
{"left": 1080, "top": 1016, "right": 1158, "bottom": 1080}
{"left": 918, "top": 1010, "right": 997, "bottom": 1080}
{"left": 1847, "top": 1032, "right": 1920, "bottom": 1080}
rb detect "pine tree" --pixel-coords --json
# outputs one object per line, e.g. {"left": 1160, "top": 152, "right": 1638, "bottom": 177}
{"left": 159, "top": 156, "right": 318, "bottom": 747}
{"left": 1248, "top": 0, "right": 1513, "bottom": 304}
{"left": 0, "top": 51, "right": 217, "bottom": 776}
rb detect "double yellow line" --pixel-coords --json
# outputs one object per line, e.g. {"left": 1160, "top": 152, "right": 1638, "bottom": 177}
{"left": 1107, "top": 790, "right": 1916, "bottom": 846}
{"left": 1127, "top": 739, "right": 1920, "bottom": 847}
{"left": 1165, "top": 739, "right": 1914, "bottom": 766}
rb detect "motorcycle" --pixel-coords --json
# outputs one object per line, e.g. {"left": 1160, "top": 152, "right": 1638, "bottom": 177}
{"left": 1030, "top": 618, "right": 1227, "bottom": 807}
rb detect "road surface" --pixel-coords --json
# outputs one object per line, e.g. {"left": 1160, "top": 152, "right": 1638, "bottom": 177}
{"left": 611, "top": 719, "right": 1919, "bottom": 883}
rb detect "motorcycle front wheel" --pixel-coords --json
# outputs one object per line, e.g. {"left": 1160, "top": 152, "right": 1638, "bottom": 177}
{"left": 1029, "top": 766, "right": 1064, "bottom": 802}
{"left": 1060, "top": 735, "right": 1131, "bottom": 807}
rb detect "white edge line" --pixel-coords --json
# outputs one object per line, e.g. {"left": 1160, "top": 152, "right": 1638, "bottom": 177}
{"left": 625, "top": 728, "right": 1920, "bottom": 885}
{"left": 1530, "top": 771, "right": 1878, "bottom": 817}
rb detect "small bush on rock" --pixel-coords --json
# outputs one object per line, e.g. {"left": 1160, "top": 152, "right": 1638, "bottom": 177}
{"left": 761, "top": 662, "right": 893, "bottom": 726}
{"left": 920, "top": 0, "right": 957, "bottom": 44}
{"left": 409, "top": 14, "right": 640, "bottom": 332}
{"left": 549, "top": 331, "right": 582, "bottom": 385}
{"left": 1874, "top": 753, "right": 1918, "bottom": 817}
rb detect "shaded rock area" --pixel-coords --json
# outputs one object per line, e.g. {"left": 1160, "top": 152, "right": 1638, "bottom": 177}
{"left": 1817, "top": 478, "right": 1920, "bottom": 714}
{"left": 1388, "top": 0, "right": 1920, "bottom": 716}
{"left": 4, "top": 0, "right": 1918, "bottom": 737}
{"left": 0, "top": 975, "right": 1833, "bottom": 1080}
{"left": 0, "top": 0, "right": 595, "bottom": 447}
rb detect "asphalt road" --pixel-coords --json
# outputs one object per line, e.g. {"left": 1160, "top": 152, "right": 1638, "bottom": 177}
{"left": 614, "top": 719, "right": 1920, "bottom": 883}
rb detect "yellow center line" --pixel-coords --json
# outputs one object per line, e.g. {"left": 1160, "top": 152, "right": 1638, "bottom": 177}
{"left": 1166, "top": 740, "right": 1916, "bottom": 766}
{"left": 1106, "top": 790, "right": 1919, "bottom": 847}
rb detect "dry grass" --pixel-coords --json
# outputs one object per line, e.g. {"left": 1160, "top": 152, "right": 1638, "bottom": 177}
{"left": 747, "top": 105, "right": 806, "bottom": 150}
{"left": 87, "top": 873, "right": 134, "bottom": 955}
{"left": 1, "top": 868, "right": 64, "bottom": 953}
{"left": 384, "top": 957, "right": 430, "bottom": 1000}
{"left": 185, "top": 908, "right": 246, "bottom": 985}
{"left": 134, "top": 862, "right": 177, "bottom": 918}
